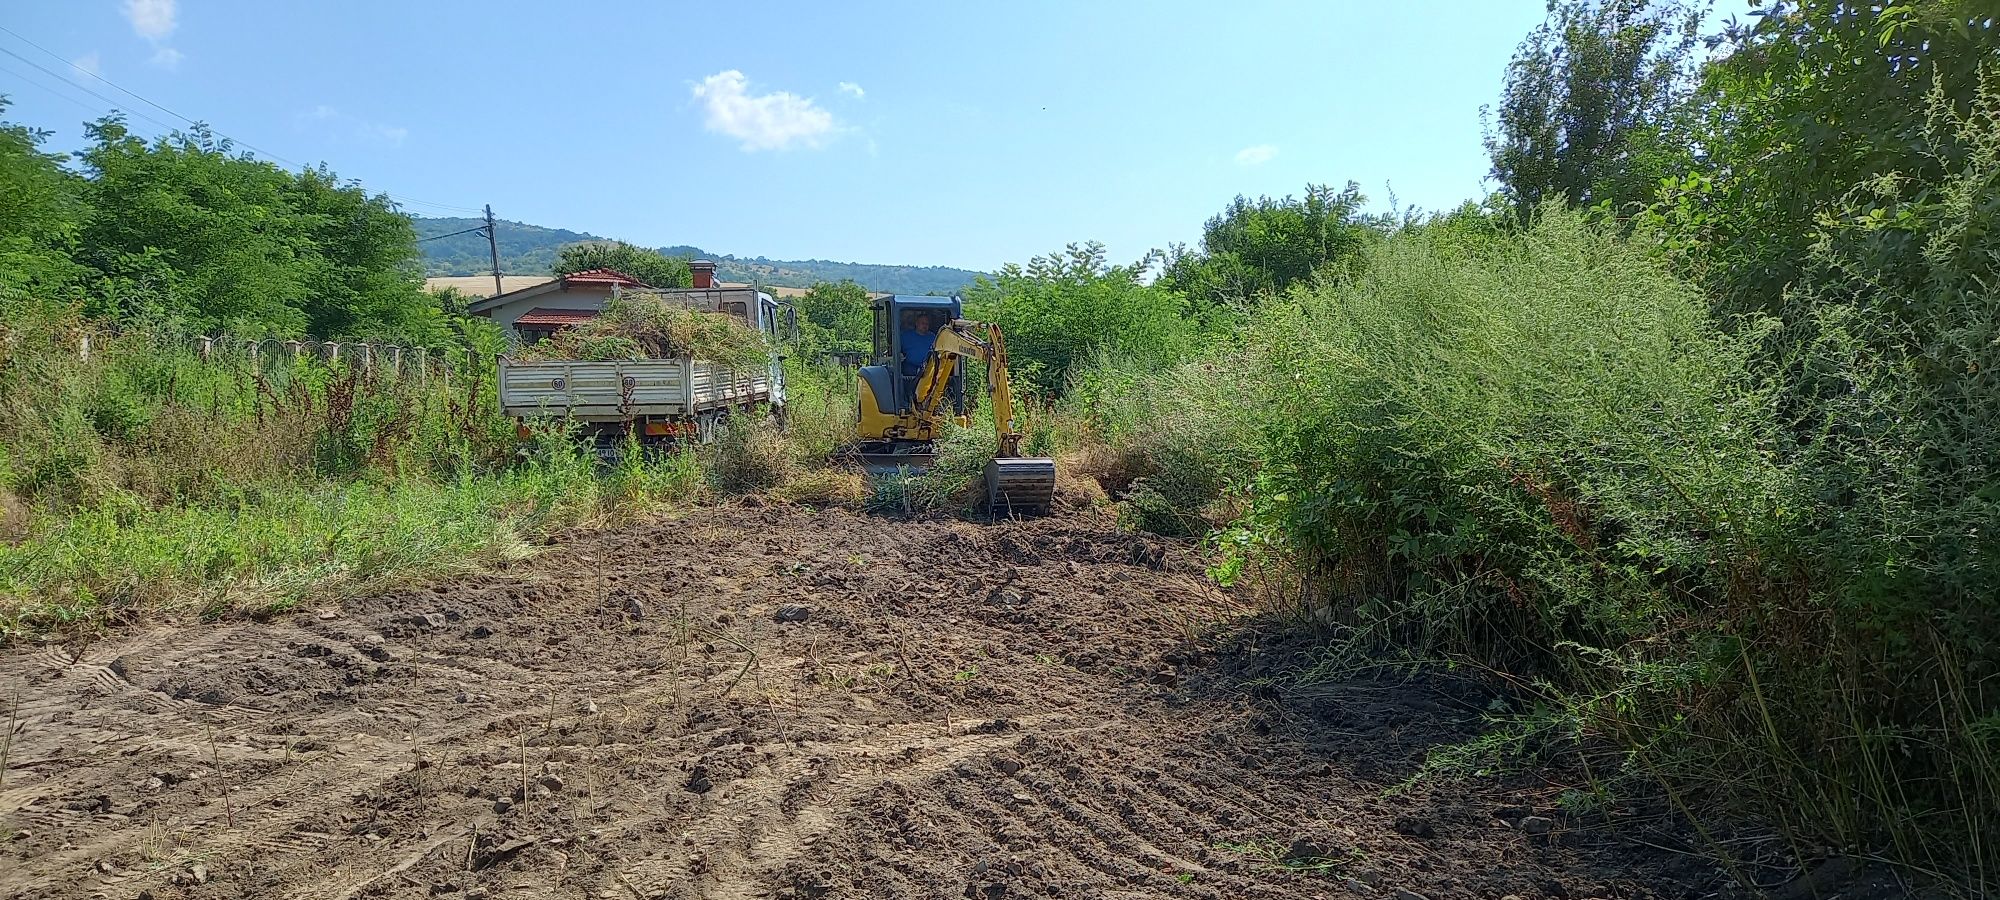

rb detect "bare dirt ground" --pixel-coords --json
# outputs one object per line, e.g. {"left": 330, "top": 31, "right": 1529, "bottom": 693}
{"left": 1, "top": 504, "right": 1743, "bottom": 900}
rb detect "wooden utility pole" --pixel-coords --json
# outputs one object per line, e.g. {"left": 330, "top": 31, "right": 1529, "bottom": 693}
{"left": 484, "top": 204, "right": 503, "bottom": 297}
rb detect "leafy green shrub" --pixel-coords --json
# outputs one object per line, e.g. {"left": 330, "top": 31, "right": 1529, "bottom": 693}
{"left": 1158, "top": 181, "right": 1385, "bottom": 310}
{"left": 962, "top": 242, "right": 1205, "bottom": 394}
{"left": 792, "top": 280, "right": 871, "bottom": 356}
{"left": 1235, "top": 206, "right": 1783, "bottom": 651}
{"left": 85, "top": 389, "right": 151, "bottom": 441}
{"left": 3, "top": 112, "right": 451, "bottom": 340}
{"left": 553, "top": 241, "right": 692, "bottom": 290}
{"left": 923, "top": 420, "right": 996, "bottom": 507}
{"left": 1066, "top": 347, "right": 1263, "bottom": 536}
{"left": 606, "top": 438, "right": 707, "bottom": 509}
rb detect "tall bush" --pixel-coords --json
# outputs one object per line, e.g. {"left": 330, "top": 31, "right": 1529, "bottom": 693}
{"left": 1127, "top": 204, "right": 2000, "bottom": 874}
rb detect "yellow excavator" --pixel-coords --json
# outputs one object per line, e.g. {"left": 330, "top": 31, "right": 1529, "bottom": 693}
{"left": 854, "top": 294, "right": 1057, "bottom": 515}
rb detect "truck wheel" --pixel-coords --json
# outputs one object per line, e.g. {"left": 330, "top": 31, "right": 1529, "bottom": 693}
{"left": 695, "top": 411, "right": 728, "bottom": 445}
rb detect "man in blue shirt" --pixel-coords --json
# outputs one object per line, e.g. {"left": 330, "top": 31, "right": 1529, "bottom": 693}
{"left": 900, "top": 312, "right": 939, "bottom": 376}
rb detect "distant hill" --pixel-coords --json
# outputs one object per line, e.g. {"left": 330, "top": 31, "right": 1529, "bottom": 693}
{"left": 414, "top": 217, "right": 984, "bottom": 296}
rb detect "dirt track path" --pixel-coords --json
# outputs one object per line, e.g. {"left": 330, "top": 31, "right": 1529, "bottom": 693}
{"left": 0, "top": 505, "right": 1718, "bottom": 900}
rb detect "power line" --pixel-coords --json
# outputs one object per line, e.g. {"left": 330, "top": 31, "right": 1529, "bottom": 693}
{"left": 0, "top": 46, "right": 183, "bottom": 134}
{"left": 389, "top": 196, "right": 486, "bottom": 215}
{"left": 0, "top": 26, "right": 487, "bottom": 216}
{"left": 417, "top": 225, "right": 493, "bottom": 242}
{"left": 0, "top": 59, "right": 110, "bottom": 117}
{"left": 0, "top": 40, "right": 309, "bottom": 170}
{"left": 0, "top": 24, "right": 199, "bottom": 130}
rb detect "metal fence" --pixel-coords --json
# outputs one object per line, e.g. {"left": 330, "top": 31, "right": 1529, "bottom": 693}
{"left": 15, "top": 324, "right": 467, "bottom": 382}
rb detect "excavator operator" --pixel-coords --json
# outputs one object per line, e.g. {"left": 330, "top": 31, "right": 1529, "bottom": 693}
{"left": 899, "top": 310, "right": 939, "bottom": 376}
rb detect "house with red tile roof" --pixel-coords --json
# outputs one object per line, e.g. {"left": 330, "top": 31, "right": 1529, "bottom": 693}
{"left": 464, "top": 267, "right": 651, "bottom": 343}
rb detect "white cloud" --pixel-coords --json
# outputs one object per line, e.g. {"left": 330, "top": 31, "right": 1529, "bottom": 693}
{"left": 295, "top": 105, "right": 408, "bottom": 146}
{"left": 124, "top": 0, "right": 182, "bottom": 69}
{"left": 124, "top": 0, "right": 177, "bottom": 40}
{"left": 1234, "top": 144, "right": 1278, "bottom": 166}
{"left": 837, "top": 81, "right": 865, "bottom": 100}
{"left": 691, "top": 70, "right": 836, "bottom": 152}
{"left": 70, "top": 52, "right": 101, "bottom": 81}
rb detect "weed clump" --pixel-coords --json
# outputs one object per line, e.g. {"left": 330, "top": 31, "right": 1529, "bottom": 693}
{"left": 703, "top": 416, "right": 795, "bottom": 493}
{"left": 1063, "top": 351, "right": 1261, "bottom": 536}
{"left": 772, "top": 469, "right": 866, "bottom": 508}
{"left": 778, "top": 361, "right": 858, "bottom": 467}
{"left": 867, "top": 421, "right": 995, "bottom": 515}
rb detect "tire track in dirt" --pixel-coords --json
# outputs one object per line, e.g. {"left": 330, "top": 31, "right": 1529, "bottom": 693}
{"left": 619, "top": 715, "right": 1098, "bottom": 899}
{"left": 3, "top": 504, "right": 1725, "bottom": 900}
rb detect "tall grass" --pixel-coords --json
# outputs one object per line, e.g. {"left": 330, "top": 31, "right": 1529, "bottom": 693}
{"left": 1066, "top": 347, "right": 1265, "bottom": 536}
{"left": 1086, "top": 206, "right": 1997, "bottom": 883}
{"left": 7, "top": 476, "right": 528, "bottom": 630}
{"left": 0, "top": 305, "right": 714, "bottom": 638}
{"left": 776, "top": 358, "right": 858, "bottom": 466}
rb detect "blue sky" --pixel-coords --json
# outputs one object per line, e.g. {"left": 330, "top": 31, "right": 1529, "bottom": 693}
{"left": 3, "top": 1, "right": 1549, "bottom": 271}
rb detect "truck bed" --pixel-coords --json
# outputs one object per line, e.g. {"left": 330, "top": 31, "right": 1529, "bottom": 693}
{"left": 498, "top": 357, "right": 771, "bottom": 421}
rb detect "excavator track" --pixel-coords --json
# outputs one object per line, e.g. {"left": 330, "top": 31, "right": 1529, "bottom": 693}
{"left": 985, "top": 456, "right": 1057, "bottom": 516}
{"left": 855, "top": 450, "right": 936, "bottom": 477}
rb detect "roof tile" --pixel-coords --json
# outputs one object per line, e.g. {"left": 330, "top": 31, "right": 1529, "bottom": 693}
{"left": 514, "top": 307, "right": 602, "bottom": 327}
{"left": 561, "top": 268, "right": 651, "bottom": 288}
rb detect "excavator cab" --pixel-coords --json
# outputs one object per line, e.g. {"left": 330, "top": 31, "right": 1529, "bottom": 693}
{"left": 853, "top": 295, "right": 1057, "bottom": 515}
{"left": 861, "top": 295, "right": 964, "bottom": 419}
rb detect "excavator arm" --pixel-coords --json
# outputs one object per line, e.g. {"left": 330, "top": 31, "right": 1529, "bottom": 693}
{"left": 903, "top": 319, "right": 1054, "bottom": 513}
{"left": 908, "top": 320, "right": 1024, "bottom": 457}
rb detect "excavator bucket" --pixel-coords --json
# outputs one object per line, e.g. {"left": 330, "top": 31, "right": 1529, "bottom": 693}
{"left": 985, "top": 457, "right": 1057, "bottom": 516}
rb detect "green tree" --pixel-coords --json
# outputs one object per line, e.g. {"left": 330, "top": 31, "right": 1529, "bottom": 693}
{"left": 428, "top": 285, "right": 473, "bottom": 316}
{"left": 553, "top": 241, "right": 692, "bottom": 289}
{"left": 963, "top": 242, "right": 1195, "bottom": 393}
{"left": 1649, "top": 0, "right": 1996, "bottom": 318}
{"left": 0, "top": 98, "right": 90, "bottom": 303}
{"left": 73, "top": 115, "right": 439, "bottom": 340}
{"left": 793, "top": 279, "right": 871, "bottom": 354}
{"left": 1158, "top": 182, "right": 1382, "bottom": 313}
{"left": 1486, "top": 0, "right": 1700, "bottom": 222}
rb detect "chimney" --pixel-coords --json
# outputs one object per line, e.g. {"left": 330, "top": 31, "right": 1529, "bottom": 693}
{"left": 690, "top": 259, "right": 716, "bottom": 289}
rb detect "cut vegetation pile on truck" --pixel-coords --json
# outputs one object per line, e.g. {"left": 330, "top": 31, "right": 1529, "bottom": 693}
{"left": 500, "top": 291, "right": 787, "bottom": 450}
{"left": 513, "top": 292, "right": 770, "bottom": 366}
